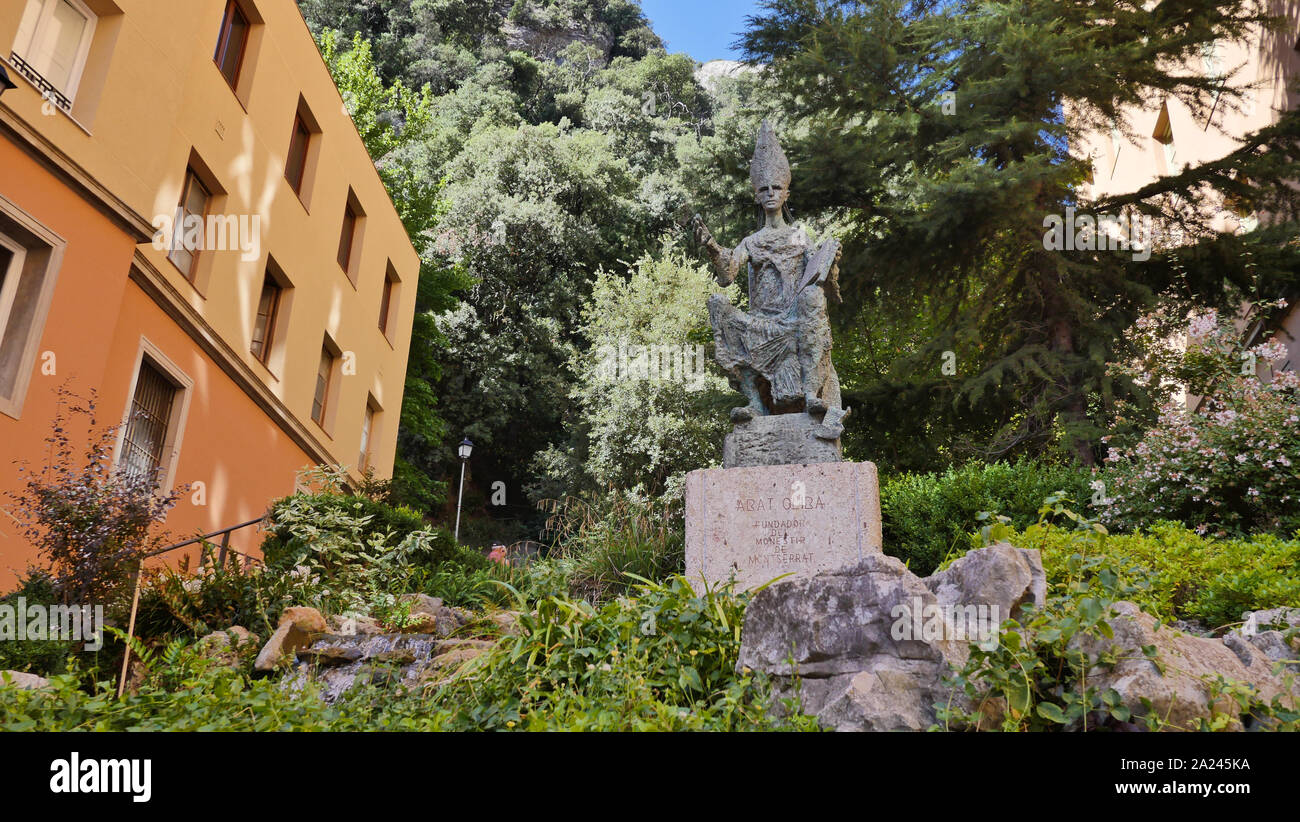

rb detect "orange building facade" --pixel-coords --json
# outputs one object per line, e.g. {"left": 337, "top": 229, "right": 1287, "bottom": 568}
{"left": 0, "top": 0, "right": 419, "bottom": 588}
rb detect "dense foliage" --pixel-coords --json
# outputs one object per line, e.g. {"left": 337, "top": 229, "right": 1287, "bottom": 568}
{"left": 1102, "top": 303, "right": 1300, "bottom": 537}
{"left": 880, "top": 460, "right": 1095, "bottom": 574}
{"left": 742, "top": 0, "right": 1300, "bottom": 470}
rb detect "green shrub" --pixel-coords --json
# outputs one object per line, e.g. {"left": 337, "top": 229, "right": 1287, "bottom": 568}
{"left": 938, "top": 544, "right": 1300, "bottom": 732}
{"left": 133, "top": 548, "right": 320, "bottom": 641}
{"left": 539, "top": 492, "right": 684, "bottom": 602}
{"left": 260, "top": 494, "right": 437, "bottom": 569}
{"left": 1016, "top": 521, "right": 1300, "bottom": 629}
{"left": 421, "top": 574, "right": 816, "bottom": 731}
{"left": 0, "top": 576, "right": 818, "bottom": 732}
{"left": 881, "top": 460, "right": 1095, "bottom": 574}
{"left": 0, "top": 570, "right": 80, "bottom": 677}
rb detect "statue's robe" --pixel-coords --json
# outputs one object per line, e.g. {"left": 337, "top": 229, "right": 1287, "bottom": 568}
{"left": 709, "top": 225, "right": 827, "bottom": 408}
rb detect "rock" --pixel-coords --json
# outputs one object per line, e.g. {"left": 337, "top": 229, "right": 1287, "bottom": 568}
{"left": 1241, "top": 607, "right": 1300, "bottom": 635}
{"left": 255, "top": 607, "right": 327, "bottom": 673}
{"left": 488, "top": 611, "right": 524, "bottom": 637}
{"left": 1224, "top": 631, "right": 1300, "bottom": 673}
{"left": 435, "top": 639, "right": 496, "bottom": 655}
{"left": 418, "top": 647, "right": 489, "bottom": 687}
{"left": 738, "top": 553, "right": 969, "bottom": 731}
{"left": 370, "top": 649, "right": 416, "bottom": 665}
{"left": 328, "top": 615, "right": 382, "bottom": 636}
{"left": 195, "top": 627, "right": 260, "bottom": 666}
{"left": 450, "top": 607, "right": 474, "bottom": 626}
{"left": 279, "top": 606, "right": 327, "bottom": 633}
{"left": 398, "top": 594, "right": 444, "bottom": 617}
{"left": 1071, "top": 601, "right": 1300, "bottom": 731}
{"left": 0, "top": 670, "right": 50, "bottom": 690}
{"left": 923, "top": 542, "right": 1046, "bottom": 624}
{"left": 297, "top": 646, "right": 364, "bottom": 666}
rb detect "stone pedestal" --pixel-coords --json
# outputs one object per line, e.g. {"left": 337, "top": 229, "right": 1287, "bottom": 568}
{"left": 723, "top": 414, "right": 842, "bottom": 468}
{"left": 684, "top": 461, "right": 883, "bottom": 591}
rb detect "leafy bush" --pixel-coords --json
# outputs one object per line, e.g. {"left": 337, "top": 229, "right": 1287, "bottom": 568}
{"left": 0, "top": 576, "right": 816, "bottom": 732}
{"left": 1102, "top": 303, "right": 1300, "bottom": 537}
{"left": 538, "top": 492, "right": 684, "bottom": 602}
{"left": 257, "top": 482, "right": 459, "bottom": 613}
{"left": 392, "top": 574, "right": 814, "bottom": 731}
{"left": 880, "top": 460, "right": 1095, "bottom": 574}
{"left": 7, "top": 386, "right": 183, "bottom": 606}
{"left": 0, "top": 571, "right": 81, "bottom": 676}
{"left": 133, "top": 549, "right": 322, "bottom": 641}
{"left": 1014, "top": 521, "right": 1300, "bottom": 629}
{"left": 938, "top": 543, "right": 1299, "bottom": 732}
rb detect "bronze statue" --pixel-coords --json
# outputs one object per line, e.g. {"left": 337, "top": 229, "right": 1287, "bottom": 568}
{"left": 693, "top": 120, "right": 848, "bottom": 440}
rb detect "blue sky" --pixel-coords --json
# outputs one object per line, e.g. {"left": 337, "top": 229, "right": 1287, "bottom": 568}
{"left": 639, "top": 0, "right": 763, "bottom": 63}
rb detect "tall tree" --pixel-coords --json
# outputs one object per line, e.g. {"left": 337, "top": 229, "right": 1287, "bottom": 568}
{"left": 741, "top": 0, "right": 1300, "bottom": 467}
{"left": 320, "top": 31, "right": 472, "bottom": 508}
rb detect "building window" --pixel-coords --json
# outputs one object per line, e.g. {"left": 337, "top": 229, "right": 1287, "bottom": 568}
{"left": 359, "top": 403, "right": 375, "bottom": 471}
{"left": 378, "top": 270, "right": 396, "bottom": 337}
{"left": 0, "top": 211, "right": 63, "bottom": 420}
{"left": 337, "top": 201, "right": 358, "bottom": 273}
{"left": 168, "top": 168, "right": 211, "bottom": 279}
{"left": 10, "top": 0, "right": 97, "bottom": 109}
{"left": 213, "top": 0, "right": 250, "bottom": 91}
{"left": 0, "top": 237, "right": 28, "bottom": 356}
{"left": 250, "top": 273, "right": 282, "bottom": 364}
{"left": 286, "top": 113, "right": 311, "bottom": 196}
{"left": 312, "top": 345, "right": 335, "bottom": 426}
{"left": 121, "top": 358, "right": 179, "bottom": 483}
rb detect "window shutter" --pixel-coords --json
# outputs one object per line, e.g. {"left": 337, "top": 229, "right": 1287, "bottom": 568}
{"left": 14, "top": 0, "right": 42, "bottom": 54}
{"left": 29, "top": 0, "right": 93, "bottom": 96}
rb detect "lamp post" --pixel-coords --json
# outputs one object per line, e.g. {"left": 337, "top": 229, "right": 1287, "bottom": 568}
{"left": 0, "top": 64, "right": 17, "bottom": 98}
{"left": 454, "top": 437, "right": 473, "bottom": 543}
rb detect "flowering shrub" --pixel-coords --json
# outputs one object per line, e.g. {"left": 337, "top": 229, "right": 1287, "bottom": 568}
{"left": 7, "top": 387, "right": 183, "bottom": 605}
{"left": 1102, "top": 303, "right": 1300, "bottom": 536}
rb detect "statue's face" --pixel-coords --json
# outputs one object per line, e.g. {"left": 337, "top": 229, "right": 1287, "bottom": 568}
{"left": 754, "top": 183, "right": 789, "bottom": 215}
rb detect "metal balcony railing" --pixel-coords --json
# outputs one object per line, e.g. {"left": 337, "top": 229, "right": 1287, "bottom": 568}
{"left": 7, "top": 52, "right": 72, "bottom": 113}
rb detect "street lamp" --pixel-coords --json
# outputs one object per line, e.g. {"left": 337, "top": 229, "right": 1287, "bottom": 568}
{"left": 454, "top": 438, "right": 473, "bottom": 543}
{"left": 0, "top": 64, "right": 17, "bottom": 98}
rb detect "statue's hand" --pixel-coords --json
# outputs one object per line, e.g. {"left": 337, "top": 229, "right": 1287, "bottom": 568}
{"left": 691, "top": 214, "right": 715, "bottom": 249}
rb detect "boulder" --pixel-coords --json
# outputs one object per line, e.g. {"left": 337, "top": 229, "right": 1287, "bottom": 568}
{"left": 923, "top": 542, "right": 1046, "bottom": 624}
{"left": 0, "top": 670, "right": 50, "bottom": 690}
{"left": 1241, "top": 607, "right": 1300, "bottom": 635}
{"left": 254, "top": 606, "right": 327, "bottom": 673}
{"left": 279, "top": 606, "right": 327, "bottom": 633}
{"left": 327, "top": 615, "right": 382, "bottom": 636}
{"left": 487, "top": 610, "right": 524, "bottom": 637}
{"left": 1070, "top": 601, "right": 1300, "bottom": 731}
{"left": 738, "top": 552, "right": 970, "bottom": 731}
{"left": 398, "top": 594, "right": 444, "bottom": 616}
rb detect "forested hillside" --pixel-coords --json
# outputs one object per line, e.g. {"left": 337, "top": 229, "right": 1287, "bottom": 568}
{"left": 299, "top": 0, "right": 779, "bottom": 537}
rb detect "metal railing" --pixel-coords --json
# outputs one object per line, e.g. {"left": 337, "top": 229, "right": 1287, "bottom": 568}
{"left": 117, "top": 515, "right": 268, "bottom": 697}
{"left": 146, "top": 516, "right": 268, "bottom": 569}
{"left": 7, "top": 52, "right": 72, "bottom": 113}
